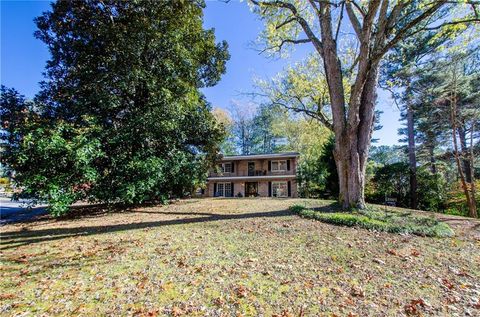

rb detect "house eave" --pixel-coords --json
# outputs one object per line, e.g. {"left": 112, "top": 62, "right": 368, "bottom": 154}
{"left": 219, "top": 152, "right": 299, "bottom": 161}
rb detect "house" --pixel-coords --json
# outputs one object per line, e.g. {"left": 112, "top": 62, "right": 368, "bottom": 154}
{"left": 204, "top": 152, "right": 299, "bottom": 198}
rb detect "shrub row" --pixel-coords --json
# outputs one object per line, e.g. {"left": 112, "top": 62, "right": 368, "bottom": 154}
{"left": 290, "top": 204, "right": 454, "bottom": 238}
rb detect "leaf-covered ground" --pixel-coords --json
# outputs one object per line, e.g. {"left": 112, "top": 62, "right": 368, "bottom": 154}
{"left": 1, "top": 198, "right": 479, "bottom": 316}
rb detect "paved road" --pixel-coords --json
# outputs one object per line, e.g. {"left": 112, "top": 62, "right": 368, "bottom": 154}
{"left": 0, "top": 197, "right": 47, "bottom": 225}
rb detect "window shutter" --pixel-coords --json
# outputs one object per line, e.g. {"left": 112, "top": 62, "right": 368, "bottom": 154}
{"left": 214, "top": 183, "right": 217, "bottom": 197}
{"left": 231, "top": 162, "right": 235, "bottom": 172}
{"left": 268, "top": 161, "right": 271, "bottom": 171}
{"left": 287, "top": 159, "right": 291, "bottom": 171}
{"left": 231, "top": 183, "right": 234, "bottom": 197}
{"left": 268, "top": 182, "right": 272, "bottom": 197}
{"left": 288, "top": 181, "right": 291, "bottom": 197}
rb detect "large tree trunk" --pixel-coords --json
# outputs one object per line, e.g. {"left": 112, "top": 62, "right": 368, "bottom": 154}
{"left": 425, "top": 130, "right": 437, "bottom": 174}
{"left": 469, "top": 122, "right": 477, "bottom": 217}
{"left": 458, "top": 125, "right": 472, "bottom": 183}
{"left": 333, "top": 66, "right": 378, "bottom": 209}
{"left": 450, "top": 82, "right": 477, "bottom": 218}
{"left": 334, "top": 138, "right": 369, "bottom": 209}
{"left": 406, "top": 103, "right": 418, "bottom": 209}
{"left": 428, "top": 143, "right": 437, "bottom": 175}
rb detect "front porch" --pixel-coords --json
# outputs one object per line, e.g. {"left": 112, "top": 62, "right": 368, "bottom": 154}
{"left": 206, "top": 179, "right": 297, "bottom": 198}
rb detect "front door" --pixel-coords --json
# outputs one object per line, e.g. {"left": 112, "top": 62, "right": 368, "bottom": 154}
{"left": 245, "top": 182, "right": 258, "bottom": 197}
{"left": 248, "top": 162, "right": 255, "bottom": 176}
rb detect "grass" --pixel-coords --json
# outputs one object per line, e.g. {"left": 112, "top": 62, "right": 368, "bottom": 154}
{"left": 290, "top": 204, "right": 455, "bottom": 237}
{"left": 1, "top": 198, "right": 479, "bottom": 316}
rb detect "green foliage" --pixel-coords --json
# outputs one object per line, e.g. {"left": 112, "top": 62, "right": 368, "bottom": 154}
{"left": 416, "top": 167, "right": 449, "bottom": 212}
{"left": 2, "top": 111, "right": 103, "bottom": 215}
{"left": 365, "top": 156, "right": 451, "bottom": 213}
{"left": 366, "top": 162, "right": 410, "bottom": 207}
{"left": 1, "top": 1, "right": 229, "bottom": 215}
{"left": 290, "top": 205, "right": 454, "bottom": 238}
{"left": 369, "top": 146, "right": 406, "bottom": 166}
{"left": 297, "top": 136, "right": 338, "bottom": 198}
{"left": 445, "top": 180, "right": 480, "bottom": 217}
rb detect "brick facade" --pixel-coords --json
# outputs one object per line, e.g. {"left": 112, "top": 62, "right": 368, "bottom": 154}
{"left": 204, "top": 153, "right": 299, "bottom": 198}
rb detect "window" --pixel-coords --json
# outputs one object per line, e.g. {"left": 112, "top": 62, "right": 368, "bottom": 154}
{"left": 271, "top": 160, "right": 287, "bottom": 172}
{"left": 216, "top": 182, "right": 232, "bottom": 197}
{"left": 217, "top": 183, "right": 224, "bottom": 196}
{"left": 217, "top": 162, "right": 232, "bottom": 173}
{"left": 272, "top": 181, "right": 288, "bottom": 197}
{"left": 224, "top": 182, "right": 232, "bottom": 197}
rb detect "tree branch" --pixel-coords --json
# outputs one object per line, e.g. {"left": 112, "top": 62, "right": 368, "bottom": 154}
{"left": 424, "top": 18, "right": 480, "bottom": 30}
{"left": 379, "top": 1, "right": 446, "bottom": 58}
{"left": 335, "top": 2, "right": 345, "bottom": 42}
{"left": 272, "top": 99, "right": 334, "bottom": 131}
{"left": 275, "top": 16, "right": 296, "bottom": 30}
{"left": 262, "top": 38, "right": 312, "bottom": 53}
{"left": 345, "top": 2, "right": 362, "bottom": 40}
{"left": 349, "top": 0, "right": 367, "bottom": 17}
{"left": 250, "top": 0, "right": 324, "bottom": 55}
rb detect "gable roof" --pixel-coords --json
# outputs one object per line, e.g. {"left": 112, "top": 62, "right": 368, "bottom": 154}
{"left": 219, "top": 152, "right": 299, "bottom": 161}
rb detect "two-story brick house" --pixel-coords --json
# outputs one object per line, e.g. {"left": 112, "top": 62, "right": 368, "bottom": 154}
{"left": 204, "top": 152, "right": 299, "bottom": 198}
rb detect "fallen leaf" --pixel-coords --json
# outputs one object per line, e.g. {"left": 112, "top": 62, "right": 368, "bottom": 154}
{"left": 0, "top": 293, "right": 15, "bottom": 300}
{"left": 171, "top": 306, "right": 184, "bottom": 316}
{"left": 350, "top": 286, "right": 365, "bottom": 297}
{"left": 404, "top": 298, "right": 426, "bottom": 316}
{"left": 442, "top": 278, "right": 455, "bottom": 290}
{"left": 410, "top": 249, "right": 420, "bottom": 257}
{"left": 234, "top": 285, "right": 248, "bottom": 298}
{"left": 272, "top": 309, "right": 293, "bottom": 317}
{"left": 387, "top": 249, "right": 398, "bottom": 256}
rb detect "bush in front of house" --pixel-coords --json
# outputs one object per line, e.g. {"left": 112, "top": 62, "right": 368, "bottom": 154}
{"left": 290, "top": 204, "right": 454, "bottom": 238}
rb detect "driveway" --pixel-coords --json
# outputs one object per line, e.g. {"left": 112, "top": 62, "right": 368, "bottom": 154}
{"left": 0, "top": 197, "right": 47, "bottom": 225}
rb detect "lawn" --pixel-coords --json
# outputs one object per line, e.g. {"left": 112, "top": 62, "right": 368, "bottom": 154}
{"left": 1, "top": 198, "right": 479, "bottom": 316}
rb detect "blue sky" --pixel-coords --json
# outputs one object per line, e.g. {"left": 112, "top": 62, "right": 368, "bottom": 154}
{"left": 1, "top": 0, "right": 401, "bottom": 146}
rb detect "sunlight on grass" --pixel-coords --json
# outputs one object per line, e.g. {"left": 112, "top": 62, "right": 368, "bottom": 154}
{"left": 1, "top": 198, "right": 477, "bottom": 316}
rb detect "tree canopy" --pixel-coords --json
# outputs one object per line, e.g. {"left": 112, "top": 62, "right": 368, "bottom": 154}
{"left": 1, "top": 0, "right": 229, "bottom": 215}
{"left": 249, "top": 0, "right": 480, "bottom": 208}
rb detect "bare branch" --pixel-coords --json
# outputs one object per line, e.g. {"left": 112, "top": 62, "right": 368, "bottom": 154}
{"left": 249, "top": 0, "right": 324, "bottom": 55}
{"left": 335, "top": 2, "right": 345, "bottom": 42}
{"left": 276, "top": 16, "right": 296, "bottom": 30}
{"left": 261, "top": 38, "right": 312, "bottom": 53}
{"left": 272, "top": 99, "right": 334, "bottom": 131}
{"left": 424, "top": 18, "right": 480, "bottom": 30}
{"left": 386, "top": 0, "right": 410, "bottom": 30}
{"left": 373, "top": 0, "right": 390, "bottom": 49}
{"left": 379, "top": 1, "right": 445, "bottom": 59}
{"left": 349, "top": 0, "right": 367, "bottom": 17}
{"left": 345, "top": 2, "right": 362, "bottom": 39}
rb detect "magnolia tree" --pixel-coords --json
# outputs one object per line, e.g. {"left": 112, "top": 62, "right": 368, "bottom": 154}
{"left": 249, "top": 0, "right": 480, "bottom": 209}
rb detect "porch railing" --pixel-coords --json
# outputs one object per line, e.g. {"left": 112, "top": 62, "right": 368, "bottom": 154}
{"left": 208, "top": 170, "right": 294, "bottom": 177}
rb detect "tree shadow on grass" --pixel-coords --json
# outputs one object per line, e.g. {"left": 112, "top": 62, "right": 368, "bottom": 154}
{"left": 310, "top": 202, "right": 342, "bottom": 213}
{"left": 1, "top": 208, "right": 295, "bottom": 250}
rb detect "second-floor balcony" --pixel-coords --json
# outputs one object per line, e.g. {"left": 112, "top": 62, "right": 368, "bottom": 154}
{"left": 208, "top": 169, "right": 294, "bottom": 178}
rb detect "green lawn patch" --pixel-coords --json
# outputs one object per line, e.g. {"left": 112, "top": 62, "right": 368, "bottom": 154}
{"left": 2, "top": 198, "right": 477, "bottom": 316}
{"left": 290, "top": 204, "right": 454, "bottom": 237}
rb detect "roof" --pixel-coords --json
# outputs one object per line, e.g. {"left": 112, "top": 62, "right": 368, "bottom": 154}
{"left": 219, "top": 152, "right": 300, "bottom": 161}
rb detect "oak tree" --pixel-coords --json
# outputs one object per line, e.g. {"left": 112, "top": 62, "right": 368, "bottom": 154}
{"left": 250, "top": 0, "right": 480, "bottom": 208}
